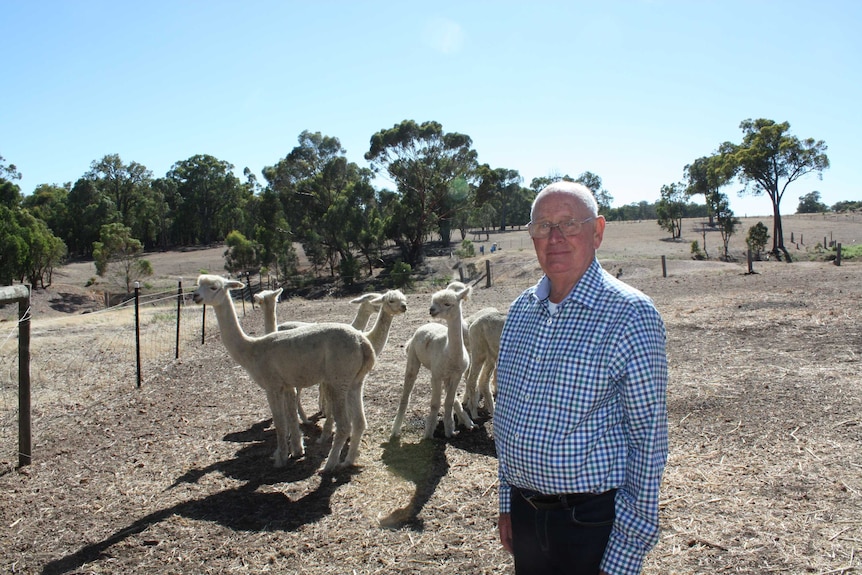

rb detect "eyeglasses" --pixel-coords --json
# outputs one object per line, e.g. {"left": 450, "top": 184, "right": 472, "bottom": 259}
{"left": 527, "top": 216, "right": 596, "bottom": 239}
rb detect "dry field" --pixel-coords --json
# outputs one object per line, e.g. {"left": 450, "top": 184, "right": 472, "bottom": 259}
{"left": 1, "top": 214, "right": 862, "bottom": 574}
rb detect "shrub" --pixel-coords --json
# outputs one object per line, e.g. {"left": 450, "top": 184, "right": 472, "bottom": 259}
{"left": 690, "top": 240, "right": 705, "bottom": 260}
{"left": 455, "top": 239, "right": 475, "bottom": 258}
{"left": 389, "top": 261, "right": 413, "bottom": 289}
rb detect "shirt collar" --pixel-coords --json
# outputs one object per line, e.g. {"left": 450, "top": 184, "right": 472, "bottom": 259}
{"left": 534, "top": 258, "right": 603, "bottom": 309}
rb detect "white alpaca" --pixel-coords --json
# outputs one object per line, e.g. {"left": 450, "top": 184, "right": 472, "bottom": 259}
{"left": 363, "top": 289, "right": 409, "bottom": 356}
{"left": 277, "top": 292, "right": 383, "bottom": 332}
{"left": 462, "top": 308, "right": 506, "bottom": 418}
{"left": 257, "top": 290, "right": 383, "bottom": 423}
{"left": 257, "top": 288, "right": 408, "bottom": 438}
{"left": 390, "top": 285, "right": 477, "bottom": 440}
{"left": 194, "top": 275, "right": 375, "bottom": 473}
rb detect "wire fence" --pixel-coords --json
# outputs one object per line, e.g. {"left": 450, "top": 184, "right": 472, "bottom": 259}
{"left": 0, "top": 281, "right": 243, "bottom": 472}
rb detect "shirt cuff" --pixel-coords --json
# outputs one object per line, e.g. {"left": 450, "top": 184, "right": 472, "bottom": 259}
{"left": 600, "top": 529, "right": 648, "bottom": 575}
{"left": 499, "top": 481, "right": 512, "bottom": 514}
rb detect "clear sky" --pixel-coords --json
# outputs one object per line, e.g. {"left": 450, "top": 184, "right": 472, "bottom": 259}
{"left": 3, "top": 1, "right": 860, "bottom": 218}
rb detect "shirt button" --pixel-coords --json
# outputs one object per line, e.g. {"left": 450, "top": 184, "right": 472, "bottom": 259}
{"left": 546, "top": 318, "right": 552, "bottom": 325}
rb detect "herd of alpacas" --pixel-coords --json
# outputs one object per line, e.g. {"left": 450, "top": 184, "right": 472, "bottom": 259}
{"left": 192, "top": 274, "right": 504, "bottom": 473}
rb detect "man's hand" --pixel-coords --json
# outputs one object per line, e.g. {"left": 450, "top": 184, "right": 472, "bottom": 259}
{"left": 498, "top": 513, "right": 513, "bottom": 554}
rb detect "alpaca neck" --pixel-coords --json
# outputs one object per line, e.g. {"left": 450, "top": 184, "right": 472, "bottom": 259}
{"left": 352, "top": 308, "right": 374, "bottom": 330}
{"left": 211, "top": 298, "right": 254, "bottom": 363}
{"left": 263, "top": 305, "right": 277, "bottom": 334}
{"left": 445, "top": 307, "right": 465, "bottom": 356}
{"left": 365, "top": 310, "right": 394, "bottom": 356}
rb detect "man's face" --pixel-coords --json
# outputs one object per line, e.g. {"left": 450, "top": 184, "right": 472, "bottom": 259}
{"left": 531, "top": 191, "right": 605, "bottom": 283}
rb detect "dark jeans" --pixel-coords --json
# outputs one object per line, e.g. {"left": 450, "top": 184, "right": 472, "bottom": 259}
{"left": 510, "top": 488, "right": 616, "bottom": 575}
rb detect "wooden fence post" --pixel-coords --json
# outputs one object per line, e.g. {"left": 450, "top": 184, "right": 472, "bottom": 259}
{"left": 134, "top": 282, "right": 142, "bottom": 388}
{"left": 835, "top": 243, "right": 842, "bottom": 266}
{"left": 485, "top": 260, "right": 491, "bottom": 288}
{"left": 661, "top": 255, "right": 667, "bottom": 278}
{"left": 175, "top": 279, "right": 183, "bottom": 359}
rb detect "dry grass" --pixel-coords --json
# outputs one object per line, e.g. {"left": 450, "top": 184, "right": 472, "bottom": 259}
{"left": 1, "top": 215, "right": 861, "bottom": 574}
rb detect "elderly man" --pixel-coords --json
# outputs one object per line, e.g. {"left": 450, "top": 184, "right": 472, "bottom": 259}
{"left": 495, "top": 181, "right": 668, "bottom": 575}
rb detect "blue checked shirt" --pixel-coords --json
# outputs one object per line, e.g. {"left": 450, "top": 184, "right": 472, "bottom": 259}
{"left": 495, "top": 259, "right": 668, "bottom": 575}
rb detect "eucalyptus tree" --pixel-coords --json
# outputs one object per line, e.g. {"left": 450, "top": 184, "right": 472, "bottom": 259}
{"left": 15, "top": 209, "right": 66, "bottom": 288}
{"left": 685, "top": 155, "right": 735, "bottom": 227}
{"left": 721, "top": 119, "right": 829, "bottom": 262}
{"left": 65, "top": 177, "right": 115, "bottom": 258}
{"left": 263, "top": 131, "right": 376, "bottom": 279}
{"left": 796, "top": 191, "right": 828, "bottom": 214}
{"left": 475, "top": 166, "right": 523, "bottom": 230}
{"left": 656, "top": 182, "right": 686, "bottom": 239}
{"left": 21, "top": 184, "right": 71, "bottom": 241}
{"left": 0, "top": 155, "right": 22, "bottom": 208}
{"left": 92, "top": 222, "right": 152, "bottom": 293}
{"left": 365, "top": 120, "right": 479, "bottom": 265}
{"left": 167, "top": 154, "right": 250, "bottom": 245}
{"left": 86, "top": 154, "right": 153, "bottom": 230}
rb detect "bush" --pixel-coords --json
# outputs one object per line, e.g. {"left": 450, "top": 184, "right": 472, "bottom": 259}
{"left": 455, "top": 239, "right": 475, "bottom": 258}
{"left": 389, "top": 261, "right": 413, "bottom": 289}
{"left": 339, "top": 254, "right": 361, "bottom": 287}
{"left": 690, "top": 240, "right": 705, "bottom": 260}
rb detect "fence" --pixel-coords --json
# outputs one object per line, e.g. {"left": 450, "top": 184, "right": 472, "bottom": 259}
{"left": 0, "top": 281, "right": 253, "bottom": 473}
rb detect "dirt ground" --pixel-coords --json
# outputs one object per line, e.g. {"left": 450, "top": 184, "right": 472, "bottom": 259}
{"left": 1, "top": 214, "right": 862, "bottom": 574}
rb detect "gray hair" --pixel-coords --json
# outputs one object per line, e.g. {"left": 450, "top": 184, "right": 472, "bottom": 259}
{"left": 531, "top": 181, "right": 599, "bottom": 219}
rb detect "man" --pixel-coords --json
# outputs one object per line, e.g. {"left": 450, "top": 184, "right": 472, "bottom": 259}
{"left": 495, "top": 181, "right": 668, "bottom": 575}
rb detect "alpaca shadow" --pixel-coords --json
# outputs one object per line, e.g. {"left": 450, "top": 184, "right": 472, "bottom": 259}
{"left": 446, "top": 419, "right": 497, "bottom": 458}
{"left": 171, "top": 418, "right": 333, "bottom": 488}
{"left": 378, "top": 437, "right": 449, "bottom": 530}
{"left": 40, "top": 473, "right": 349, "bottom": 575}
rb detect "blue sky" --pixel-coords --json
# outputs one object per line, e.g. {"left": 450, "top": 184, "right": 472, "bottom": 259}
{"left": 3, "top": 1, "right": 859, "bottom": 218}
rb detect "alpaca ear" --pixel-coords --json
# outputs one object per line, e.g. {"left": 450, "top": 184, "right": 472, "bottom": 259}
{"left": 274, "top": 288, "right": 283, "bottom": 298}
{"left": 227, "top": 280, "right": 246, "bottom": 291}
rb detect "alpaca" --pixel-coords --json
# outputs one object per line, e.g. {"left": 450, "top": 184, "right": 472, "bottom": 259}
{"left": 260, "top": 290, "right": 383, "bottom": 423}
{"left": 260, "top": 288, "right": 408, "bottom": 439}
{"left": 363, "top": 289, "right": 408, "bottom": 356}
{"left": 277, "top": 292, "right": 383, "bottom": 332}
{"left": 462, "top": 308, "right": 506, "bottom": 418}
{"left": 193, "top": 275, "right": 375, "bottom": 473}
{"left": 390, "top": 285, "right": 477, "bottom": 440}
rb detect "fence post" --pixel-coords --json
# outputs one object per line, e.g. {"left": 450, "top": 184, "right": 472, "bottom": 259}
{"left": 175, "top": 278, "right": 183, "bottom": 359}
{"left": 134, "top": 282, "right": 142, "bottom": 388}
{"left": 485, "top": 260, "right": 492, "bottom": 288}
{"left": 18, "top": 288, "right": 31, "bottom": 467}
{"left": 661, "top": 255, "right": 667, "bottom": 278}
{"left": 835, "top": 243, "right": 842, "bottom": 266}
{"left": 201, "top": 304, "right": 207, "bottom": 345}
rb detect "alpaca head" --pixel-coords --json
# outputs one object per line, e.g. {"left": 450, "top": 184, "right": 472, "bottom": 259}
{"left": 193, "top": 274, "right": 244, "bottom": 306}
{"left": 429, "top": 285, "right": 471, "bottom": 320}
{"left": 253, "top": 288, "right": 283, "bottom": 313}
{"left": 374, "top": 289, "right": 408, "bottom": 317}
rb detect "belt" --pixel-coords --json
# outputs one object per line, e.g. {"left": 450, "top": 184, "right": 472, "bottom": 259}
{"left": 517, "top": 487, "right": 616, "bottom": 511}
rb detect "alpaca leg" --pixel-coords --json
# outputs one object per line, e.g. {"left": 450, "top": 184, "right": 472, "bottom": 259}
{"left": 479, "top": 362, "right": 495, "bottom": 416}
{"left": 342, "top": 381, "right": 367, "bottom": 468}
{"left": 448, "top": 377, "right": 477, "bottom": 434}
{"left": 295, "top": 387, "right": 309, "bottom": 423}
{"left": 318, "top": 385, "right": 334, "bottom": 444}
{"left": 391, "top": 355, "right": 420, "bottom": 439}
{"left": 425, "top": 376, "right": 444, "bottom": 439}
{"left": 463, "top": 359, "right": 482, "bottom": 419}
{"left": 265, "top": 388, "right": 290, "bottom": 467}
{"left": 321, "top": 388, "right": 350, "bottom": 473}
{"left": 282, "top": 386, "right": 305, "bottom": 459}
